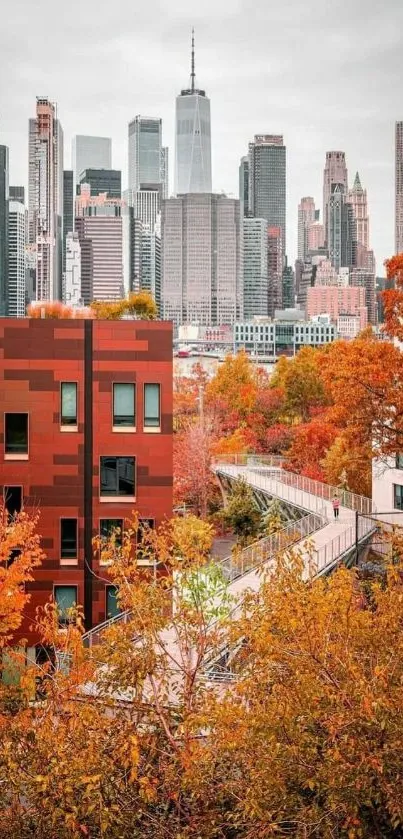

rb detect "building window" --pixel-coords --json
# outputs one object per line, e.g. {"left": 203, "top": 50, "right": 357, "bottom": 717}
{"left": 396, "top": 455, "right": 403, "bottom": 470}
{"left": 106, "top": 585, "right": 122, "bottom": 620}
{"left": 3, "top": 486, "right": 22, "bottom": 518}
{"left": 113, "top": 383, "right": 135, "bottom": 427}
{"left": 60, "top": 519, "right": 78, "bottom": 559}
{"left": 394, "top": 484, "right": 403, "bottom": 511}
{"left": 100, "top": 456, "right": 135, "bottom": 497}
{"left": 5, "top": 413, "right": 28, "bottom": 455}
{"left": 54, "top": 585, "right": 77, "bottom": 625}
{"left": 60, "top": 382, "right": 77, "bottom": 426}
{"left": 144, "top": 384, "right": 161, "bottom": 428}
{"left": 100, "top": 519, "right": 123, "bottom": 546}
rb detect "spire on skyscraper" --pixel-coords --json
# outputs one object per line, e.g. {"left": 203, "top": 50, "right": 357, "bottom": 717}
{"left": 191, "top": 28, "right": 195, "bottom": 93}
{"left": 353, "top": 171, "right": 363, "bottom": 191}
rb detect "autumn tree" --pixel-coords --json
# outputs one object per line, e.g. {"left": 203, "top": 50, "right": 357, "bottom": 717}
{"left": 285, "top": 417, "right": 339, "bottom": 482}
{"left": 221, "top": 478, "right": 262, "bottom": 545}
{"left": 0, "top": 508, "right": 44, "bottom": 650}
{"left": 173, "top": 419, "right": 221, "bottom": 516}
{"left": 383, "top": 252, "right": 403, "bottom": 340}
{"left": 271, "top": 346, "right": 327, "bottom": 422}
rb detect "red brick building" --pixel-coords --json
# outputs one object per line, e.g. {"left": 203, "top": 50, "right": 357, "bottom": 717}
{"left": 0, "top": 318, "right": 173, "bottom": 652}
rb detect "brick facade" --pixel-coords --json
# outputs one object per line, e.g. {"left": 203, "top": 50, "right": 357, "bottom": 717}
{"left": 0, "top": 318, "right": 173, "bottom": 646}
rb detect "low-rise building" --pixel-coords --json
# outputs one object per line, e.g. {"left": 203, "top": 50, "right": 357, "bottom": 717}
{"left": 234, "top": 317, "right": 336, "bottom": 356}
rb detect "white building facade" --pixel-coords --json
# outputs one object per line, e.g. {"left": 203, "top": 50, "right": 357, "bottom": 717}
{"left": 63, "top": 232, "right": 82, "bottom": 306}
{"left": 8, "top": 200, "right": 26, "bottom": 317}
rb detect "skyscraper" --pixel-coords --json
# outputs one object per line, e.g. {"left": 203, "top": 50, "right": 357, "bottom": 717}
{"left": 72, "top": 135, "right": 112, "bottom": 187}
{"left": 8, "top": 199, "right": 26, "bottom": 317}
{"left": 248, "top": 135, "right": 286, "bottom": 259}
{"left": 63, "top": 170, "right": 74, "bottom": 273}
{"left": 243, "top": 217, "right": 268, "bottom": 319}
{"left": 9, "top": 186, "right": 25, "bottom": 203}
{"left": 28, "top": 98, "right": 64, "bottom": 301}
{"left": 162, "top": 193, "right": 242, "bottom": 326}
{"left": 174, "top": 31, "right": 212, "bottom": 194}
{"left": 395, "top": 122, "right": 403, "bottom": 255}
{"left": 75, "top": 188, "right": 123, "bottom": 301}
{"left": 297, "top": 197, "right": 316, "bottom": 261}
{"left": 63, "top": 232, "right": 81, "bottom": 306}
{"left": 347, "top": 172, "right": 373, "bottom": 269}
{"left": 267, "top": 226, "right": 283, "bottom": 315}
{"left": 328, "top": 184, "right": 357, "bottom": 272}
{"left": 160, "top": 147, "right": 169, "bottom": 199}
{"left": 323, "top": 151, "right": 348, "bottom": 246}
{"left": 128, "top": 116, "right": 162, "bottom": 192}
{"left": 239, "top": 156, "right": 249, "bottom": 217}
{"left": 0, "top": 145, "right": 9, "bottom": 315}
{"left": 79, "top": 168, "right": 121, "bottom": 198}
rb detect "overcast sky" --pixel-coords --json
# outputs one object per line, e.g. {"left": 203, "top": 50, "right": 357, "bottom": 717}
{"left": 1, "top": 0, "right": 402, "bottom": 273}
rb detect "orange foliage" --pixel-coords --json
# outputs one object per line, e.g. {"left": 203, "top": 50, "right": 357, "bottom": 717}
{"left": 383, "top": 253, "right": 403, "bottom": 340}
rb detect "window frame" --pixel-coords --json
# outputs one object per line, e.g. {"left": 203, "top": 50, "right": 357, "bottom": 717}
{"left": 143, "top": 383, "right": 161, "bottom": 432}
{"left": 99, "top": 456, "right": 136, "bottom": 501}
{"left": 4, "top": 412, "right": 29, "bottom": 460}
{"left": 105, "top": 585, "right": 122, "bottom": 620}
{"left": 3, "top": 485, "right": 23, "bottom": 519}
{"left": 60, "top": 518, "right": 78, "bottom": 562}
{"left": 60, "top": 381, "right": 78, "bottom": 431}
{"left": 53, "top": 585, "right": 78, "bottom": 626}
{"left": 112, "top": 382, "right": 136, "bottom": 431}
{"left": 396, "top": 454, "right": 403, "bottom": 470}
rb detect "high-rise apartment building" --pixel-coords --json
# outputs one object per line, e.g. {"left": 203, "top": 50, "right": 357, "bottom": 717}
{"left": 323, "top": 151, "right": 348, "bottom": 246}
{"left": 63, "top": 170, "right": 74, "bottom": 272}
{"left": 297, "top": 197, "right": 316, "bottom": 261}
{"left": 347, "top": 171, "right": 373, "bottom": 269}
{"left": 8, "top": 199, "right": 26, "bottom": 317}
{"left": 79, "top": 169, "right": 121, "bottom": 198}
{"left": 75, "top": 188, "right": 123, "bottom": 301}
{"left": 63, "top": 232, "right": 81, "bottom": 306}
{"left": 267, "top": 226, "right": 283, "bottom": 315}
{"left": 28, "top": 98, "right": 64, "bottom": 302}
{"left": 141, "top": 229, "right": 161, "bottom": 313}
{"left": 162, "top": 193, "right": 242, "bottom": 326}
{"left": 72, "top": 135, "right": 112, "bottom": 187}
{"left": 128, "top": 116, "right": 162, "bottom": 192}
{"left": 243, "top": 218, "right": 268, "bottom": 320}
{"left": 239, "top": 156, "right": 249, "bottom": 217}
{"left": 306, "top": 285, "right": 367, "bottom": 329}
{"left": 248, "top": 135, "right": 286, "bottom": 259}
{"left": 307, "top": 220, "right": 325, "bottom": 252}
{"left": 0, "top": 146, "right": 9, "bottom": 315}
{"left": 396, "top": 123, "right": 403, "bottom": 255}
{"left": 174, "top": 32, "right": 212, "bottom": 194}
{"left": 160, "top": 147, "right": 169, "bottom": 199}
{"left": 0, "top": 317, "right": 173, "bottom": 649}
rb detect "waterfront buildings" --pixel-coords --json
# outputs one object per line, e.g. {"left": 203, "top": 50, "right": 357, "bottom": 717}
{"left": 174, "top": 32, "right": 212, "bottom": 194}
{"left": 0, "top": 317, "right": 173, "bottom": 649}
{"left": 234, "top": 316, "right": 336, "bottom": 355}
{"left": 28, "top": 98, "right": 64, "bottom": 302}
{"left": 162, "top": 193, "right": 242, "bottom": 326}
{"left": 72, "top": 135, "right": 112, "bottom": 187}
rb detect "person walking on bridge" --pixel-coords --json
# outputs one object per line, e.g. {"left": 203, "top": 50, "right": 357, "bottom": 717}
{"left": 332, "top": 494, "right": 340, "bottom": 519}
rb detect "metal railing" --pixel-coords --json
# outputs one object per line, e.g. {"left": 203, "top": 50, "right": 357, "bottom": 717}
{"left": 82, "top": 511, "right": 327, "bottom": 648}
{"left": 213, "top": 459, "right": 375, "bottom": 516}
{"left": 211, "top": 454, "right": 284, "bottom": 468}
{"left": 313, "top": 515, "right": 377, "bottom": 574}
{"left": 220, "top": 511, "right": 326, "bottom": 583}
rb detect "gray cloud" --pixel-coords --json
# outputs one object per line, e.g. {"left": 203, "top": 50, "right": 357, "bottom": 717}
{"left": 1, "top": 0, "right": 402, "bottom": 271}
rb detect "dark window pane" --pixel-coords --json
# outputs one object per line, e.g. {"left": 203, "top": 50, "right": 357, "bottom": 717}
{"left": 54, "top": 586, "right": 77, "bottom": 625}
{"left": 396, "top": 455, "right": 403, "bottom": 470}
{"left": 100, "top": 519, "right": 123, "bottom": 546}
{"left": 106, "top": 585, "right": 122, "bottom": 620}
{"left": 113, "top": 383, "right": 135, "bottom": 427}
{"left": 5, "top": 414, "right": 28, "bottom": 454}
{"left": 394, "top": 484, "right": 403, "bottom": 511}
{"left": 60, "top": 519, "right": 78, "bottom": 559}
{"left": 144, "top": 383, "right": 160, "bottom": 427}
{"left": 4, "top": 486, "right": 22, "bottom": 518}
{"left": 100, "top": 457, "right": 135, "bottom": 496}
{"left": 61, "top": 383, "right": 77, "bottom": 425}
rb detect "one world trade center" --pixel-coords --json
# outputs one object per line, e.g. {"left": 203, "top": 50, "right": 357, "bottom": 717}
{"left": 174, "top": 31, "right": 212, "bottom": 194}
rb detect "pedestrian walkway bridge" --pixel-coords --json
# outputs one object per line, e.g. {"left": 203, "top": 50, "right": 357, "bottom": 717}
{"left": 82, "top": 455, "right": 376, "bottom": 649}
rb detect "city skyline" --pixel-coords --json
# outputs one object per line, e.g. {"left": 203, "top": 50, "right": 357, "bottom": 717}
{"left": 1, "top": 0, "right": 402, "bottom": 272}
